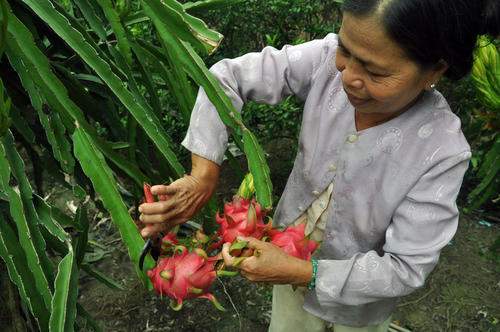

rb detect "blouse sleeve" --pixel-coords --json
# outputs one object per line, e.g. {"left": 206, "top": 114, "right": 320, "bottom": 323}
{"left": 314, "top": 151, "right": 471, "bottom": 306}
{"left": 181, "top": 34, "right": 336, "bottom": 165}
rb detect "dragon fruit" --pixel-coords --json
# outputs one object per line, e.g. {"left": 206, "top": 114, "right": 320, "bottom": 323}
{"left": 269, "top": 223, "right": 319, "bottom": 261}
{"left": 160, "top": 232, "right": 179, "bottom": 254}
{"left": 147, "top": 246, "right": 224, "bottom": 311}
{"left": 212, "top": 196, "right": 268, "bottom": 249}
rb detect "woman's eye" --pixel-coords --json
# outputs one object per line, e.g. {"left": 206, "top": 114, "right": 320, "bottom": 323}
{"left": 367, "top": 71, "right": 386, "bottom": 80}
{"left": 368, "top": 71, "right": 382, "bottom": 77}
{"left": 338, "top": 46, "right": 349, "bottom": 56}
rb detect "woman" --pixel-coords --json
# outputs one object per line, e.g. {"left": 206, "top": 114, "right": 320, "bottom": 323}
{"left": 138, "top": 0, "right": 499, "bottom": 330}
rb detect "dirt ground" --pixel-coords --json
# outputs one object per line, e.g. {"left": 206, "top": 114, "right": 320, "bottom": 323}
{"left": 75, "top": 139, "right": 500, "bottom": 332}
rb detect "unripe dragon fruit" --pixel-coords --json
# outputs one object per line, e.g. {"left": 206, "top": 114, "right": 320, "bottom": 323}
{"left": 269, "top": 223, "right": 318, "bottom": 261}
{"left": 213, "top": 196, "right": 268, "bottom": 248}
{"left": 147, "top": 246, "right": 224, "bottom": 311}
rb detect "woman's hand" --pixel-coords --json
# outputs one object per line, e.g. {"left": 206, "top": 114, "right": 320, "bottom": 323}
{"left": 138, "top": 154, "right": 219, "bottom": 238}
{"left": 221, "top": 236, "right": 313, "bottom": 285}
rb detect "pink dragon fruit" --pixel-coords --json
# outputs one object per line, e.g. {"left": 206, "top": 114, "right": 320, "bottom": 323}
{"left": 212, "top": 196, "right": 268, "bottom": 249}
{"left": 269, "top": 223, "right": 319, "bottom": 260}
{"left": 147, "top": 246, "right": 224, "bottom": 311}
{"left": 160, "top": 232, "right": 179, "bottom": 254}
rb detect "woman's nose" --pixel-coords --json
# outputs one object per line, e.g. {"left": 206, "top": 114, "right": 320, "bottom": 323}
{"left": 341, "top": 60, "right": 364, "bottom": 90}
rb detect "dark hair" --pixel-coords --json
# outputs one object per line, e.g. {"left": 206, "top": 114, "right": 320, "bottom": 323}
{"left": 341, "top": 0, "right": 500, "bottom": 80}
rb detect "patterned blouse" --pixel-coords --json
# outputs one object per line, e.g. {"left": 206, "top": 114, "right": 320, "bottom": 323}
{"left": 181, "top": 33, "right": 471, "bottom": 327}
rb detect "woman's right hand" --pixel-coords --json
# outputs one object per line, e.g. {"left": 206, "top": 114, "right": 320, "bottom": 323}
{"left": 138, "top": 154, "right": 220, "bottom": 238}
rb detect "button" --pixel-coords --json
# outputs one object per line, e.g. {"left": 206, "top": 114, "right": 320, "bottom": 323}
{"left": 328, "top": 164, "right": 337, "bottom": 171}
{"left": 347, "top": 134, "right": 358, "bottom": 143}
{"left": 312, "top": 190, "right": 320, "bottom": 196}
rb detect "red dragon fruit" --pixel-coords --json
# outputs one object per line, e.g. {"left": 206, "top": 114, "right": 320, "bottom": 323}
{"left": 212, "top": 196, "right": 268, "bottom": 249}
{"left": 160, "top": 232, "right": 179, "bottom": 254}
{"left": 269, "top": 223, "right": 319, "bottom": 261}
{"left": 147, "top": 246, "right": 224, "bottom": 311}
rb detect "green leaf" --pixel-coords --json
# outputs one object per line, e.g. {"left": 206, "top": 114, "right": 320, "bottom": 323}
{"left": 106, "top": 39, "right": 183, "bottom": 180}
{"left": 72, "top": 126, "right": 154, "bottom": 284}
{"left": 0, "top": 0, "right": 8, "bottom": 58}
{"left": 34, "top": 195, "right": 70, "bottom": 243}
{"left": 183, "top": 0, "right": 246, "bottom": 14}
{"left": 141, "top": 1, "right": 242, "bottom": 130}
{"left": 472, "top": 36, "right": 500, "bottom": 109}
{"left": 36, "top": 194, "right": 83, "bottom": 231}
{"left": 130, "top": 42, "right": 163, "bottom": 115}
{"left": 2, "top": 131, "right": 55, "bottom": 280}
{"left": 49, "top": 245, "right": 79, "bottom": 332}
{"left": 9, "top": 105, "right": 36, "bottom": 144}
{"left": 0, "top": 76, "right": 11, "bottom": 137}
{"left": 242, "top": 129, "right": 273, "bottom": 209}
{"left": 20, "top": 0, "right": 185, "bottom": 178}
{"left": 6, "top": 38, "right": 74, "bottom": 174}
{"left": 81, "top": 264, "right": 125, "bottom": 290}
{"left": 134, "top": 40, "right": 195, "bottom": 122}
{"left": 53, "top": 63, "right": 128, "bottom": 141}
{"left": 0, "top": 213, "right": 50, "bottom": 331}
{"left": 141, "top": 0, "right": 223, "bottom": 56}
{"left": 5, "top": 11, "right": 148, "bottom": 185}
{"left": 37, "top": 106, "right": 76, "bottom": 174}
{"left": 74, "top": 206, "right": 89, "bottom": 266}
{"left": 95, "top": 0, "right": 132, "bottom": 64}
{"left": 0, "top": 138, "right": 53, "bottom": 319}
{"left": 73, "top": 0, "right": 107, "bottom": 40}
{"left": 468, "top": 136, "right": 500, "bottom": 209}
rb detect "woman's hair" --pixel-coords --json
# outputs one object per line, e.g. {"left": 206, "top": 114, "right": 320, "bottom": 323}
{"left": 341, "top": 0, "right": 500, "bottom": 80}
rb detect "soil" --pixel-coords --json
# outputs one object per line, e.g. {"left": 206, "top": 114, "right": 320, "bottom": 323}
{"left": 69, "top": 139, "right": 499, "bottom": 331}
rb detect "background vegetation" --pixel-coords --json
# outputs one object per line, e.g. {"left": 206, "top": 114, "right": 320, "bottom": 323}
{"left": 0, "top": 0, "right": 498, "bottom": 331}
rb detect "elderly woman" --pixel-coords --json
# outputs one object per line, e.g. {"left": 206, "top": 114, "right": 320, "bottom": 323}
{"left": 139, "top": 0, "right": 499, "bottom": 330}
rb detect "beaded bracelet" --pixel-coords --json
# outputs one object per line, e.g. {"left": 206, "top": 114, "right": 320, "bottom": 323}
{"left": 307, "top": 259, "right": 318, "bottom": 290}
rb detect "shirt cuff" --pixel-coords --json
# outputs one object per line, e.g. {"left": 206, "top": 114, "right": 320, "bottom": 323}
{"left": 181, "top": 129, "right": 226, "bottom": 166}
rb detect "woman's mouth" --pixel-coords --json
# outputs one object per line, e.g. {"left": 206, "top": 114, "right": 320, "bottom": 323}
{"left": 346, "top": 92, "right": 370, "bottom": 107}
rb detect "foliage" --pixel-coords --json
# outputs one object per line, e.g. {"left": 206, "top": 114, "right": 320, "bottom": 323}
{"left": 197, "top": 0, "right": 343, "bottom": 61}
{"left": 0, "top": 0, "right": 284, "bottom": 329}
{"left": 200, "top": 0, "right": 342, "bottom": 146}
{"left": 465, "top": 37, "right": 500, "bottom": 211}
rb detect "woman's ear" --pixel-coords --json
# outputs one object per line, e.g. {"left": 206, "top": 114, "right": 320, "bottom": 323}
{"left": 424, "top": 59, "right": 449, "bottom": 90}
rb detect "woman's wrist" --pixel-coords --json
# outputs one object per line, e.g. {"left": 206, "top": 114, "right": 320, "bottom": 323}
{"left": 190, "top": 153, "right": 220, "bottom": 190}
{"left": 291, "top": 258, "right": 314, "bottom": 286}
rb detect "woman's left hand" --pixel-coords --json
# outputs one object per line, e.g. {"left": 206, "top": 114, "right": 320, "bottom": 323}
{"left": 221, "top": 236, "right": 312, "bottom": 285}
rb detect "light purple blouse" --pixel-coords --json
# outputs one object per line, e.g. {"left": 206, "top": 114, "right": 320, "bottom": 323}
{"left": 181, "top": 33, "right": 471, "bottom": 326}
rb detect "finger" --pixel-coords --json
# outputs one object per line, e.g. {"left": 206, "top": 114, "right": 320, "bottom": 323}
{"left": 140, "top": 213, "right": 171, "bottom": 224}
{"left": 237, "top": 236, "right": 264, "bottom": 250}
{"left": 240, "top": 270, "right": 257, "bottom": 282}
{"left": 150, "top": 208, "right": 188, "bottom": 227}
{"left": 221, "top": 243, "right": 236, "bottom": 267}
{"left": 139, "top": 201, "right": 172, "bottom": 215}
{"left": 151, "top": 184, "right": 178, "bottom": 196}
{"left": 238, "top": 255, "right": 257, "bottom": 271}
{"left": 140, "top": 223, "right": 170, "bottom": 238}
{"left": 158, "top": 194, "right": 171, "bottom": 201}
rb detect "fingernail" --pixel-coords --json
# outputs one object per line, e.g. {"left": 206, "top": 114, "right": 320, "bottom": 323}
{"left": 138, "top": 207, "right": 143, "bottom": 213}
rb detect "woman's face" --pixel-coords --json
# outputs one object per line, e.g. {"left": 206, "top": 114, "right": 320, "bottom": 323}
{"left": 335, "top": 13, "right": 445, "bottom": 115}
